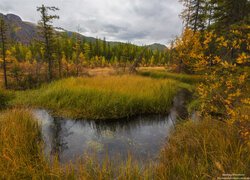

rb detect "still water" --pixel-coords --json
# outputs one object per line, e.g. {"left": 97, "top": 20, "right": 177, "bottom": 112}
{"left": 33, "top": 89, "right": 189, "bottom": 162}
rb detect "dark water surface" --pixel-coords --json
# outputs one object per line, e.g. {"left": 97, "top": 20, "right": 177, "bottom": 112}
{"left": 33, "top": 89, "right": 190, "bottom": 163}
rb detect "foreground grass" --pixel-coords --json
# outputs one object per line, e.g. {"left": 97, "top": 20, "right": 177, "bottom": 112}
{"left": 155, "top": 119, "right": 249, "bottom": 179}
{"left": 1, "top": 109, "right": 248, "bottom": 179}
{"left": 13, "top": 75, "right": 181, "bottom": 120}
{"left": 0, "top": 109, "right": 51, "bottom": 179}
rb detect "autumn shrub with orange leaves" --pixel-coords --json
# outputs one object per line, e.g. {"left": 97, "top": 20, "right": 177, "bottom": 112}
{"left": 200, "top": 29, "right": 249, "bottom": 142}
{"left": 171, "top": 28, "right": 205, "bottom": 73}
{"left": 197, "top": 61, "right": 249, "bottom": 142}
{"left": 172, "top": 26, "right": 250, "bottom": 142}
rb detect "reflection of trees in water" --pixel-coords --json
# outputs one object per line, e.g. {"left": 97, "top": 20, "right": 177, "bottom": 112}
{"left": 73, "top": 89, "right": 191, "bottom": 136}
{"left": 74, "top": 115, "right": 167, "bottom": 137}
{"left": 168, "top": 88, "right": 190, "bottom": 123}
{"left": 49, "top": 117, "right": 72, "bottom": 160}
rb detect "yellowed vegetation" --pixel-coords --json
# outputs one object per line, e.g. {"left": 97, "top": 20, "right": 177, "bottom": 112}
{"left": 13, "top": 75, "right": 181, "bottom": 119}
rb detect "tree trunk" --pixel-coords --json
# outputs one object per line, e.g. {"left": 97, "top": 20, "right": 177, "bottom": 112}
{"left": 59, "top": 59, "right": 62, "bottom": 78}
{"left": 45, "top": 36, "right": 53, "bottom": 81}
{"left": 1, "top": 25, "right": 7, "bottom": 89}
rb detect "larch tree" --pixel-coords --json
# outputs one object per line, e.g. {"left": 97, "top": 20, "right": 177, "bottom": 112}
{"left": 0, "top": 18, "right": 8, "bottom": 88}
{"left": 75, "top": 26, "right": 81, "bottom": 76}
{"left": 37, "top": 4, "right": 59, "bottom": 81}
{"left": 54, "top": 38, "right": 62, "bottom": 78}
{"left": 83, "top": 42, "right": 90, "bottom": 61}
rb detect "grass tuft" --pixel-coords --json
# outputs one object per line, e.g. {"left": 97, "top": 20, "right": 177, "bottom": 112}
{"left": 13, "top": 75, "right": 180, "bottom": 120}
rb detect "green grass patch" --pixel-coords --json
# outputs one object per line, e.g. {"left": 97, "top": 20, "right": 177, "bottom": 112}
{"left": 12, "top": 75, "right": 182, "bottom": 120}
{"left": 137, "top": 69, "right": 203, "bottom": 84}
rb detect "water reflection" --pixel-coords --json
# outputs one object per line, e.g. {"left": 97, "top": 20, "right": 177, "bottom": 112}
{"left": 33, "top": 89, "right": 190, "bottom": 162}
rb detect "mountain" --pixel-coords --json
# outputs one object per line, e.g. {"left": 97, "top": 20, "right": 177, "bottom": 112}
{"left": 0, "top": 13, "right": 38, "bottom": 44}
{"left": 0, "top": 13, "right": 101, "bottom": 45}
{"left": 0, "top": 13, "right": 166, "bottom": 51}
{"left": 65, "top": 31, "right": 127, "bottom": 47}
{"left": 147, "top": 43, "right": 166, "bottom": 51}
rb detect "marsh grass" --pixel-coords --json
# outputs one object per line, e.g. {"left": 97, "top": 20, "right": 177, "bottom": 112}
{"left": 13, "top": 75, "right": 180, "bottom": 120}
{"left": 0, "top": 109, "right": 51, "bottom": 179}
{"left": 138, "top": 69, "right": 202, "bottom": 84}
{"left": 155, "top": 119, "right": 249, "bottom": 179}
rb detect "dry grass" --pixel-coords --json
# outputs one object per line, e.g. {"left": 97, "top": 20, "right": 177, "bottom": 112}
{"left": 0, "top": 109, "right": 51, "bottom": 179}
{"left": 155, "top": 119, "right": 250, "bottom": 179}
{"left": 87, "top": 67, "right": 117, "bottom": 76}
{"left": 138, "top": 67, "right": 166, "bottom": 71}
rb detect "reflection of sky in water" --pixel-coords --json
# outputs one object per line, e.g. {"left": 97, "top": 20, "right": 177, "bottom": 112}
{"left": 32, "top": 89, "right": 189, "bottom": 163}
{"left": 33, "top": 109, "right": 176, "bottom": 163}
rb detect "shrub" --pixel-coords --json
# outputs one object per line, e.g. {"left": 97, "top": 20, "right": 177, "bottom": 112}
{"left": 0, "top": 89, "right": 13, "bottom": 109}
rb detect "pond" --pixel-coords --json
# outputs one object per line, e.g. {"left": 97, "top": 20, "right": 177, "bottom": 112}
{"left": 33, "top": 89, "right": 190, "bottom": 163}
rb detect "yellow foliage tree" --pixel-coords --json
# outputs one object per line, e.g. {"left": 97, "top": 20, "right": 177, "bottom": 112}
{"left": 172, "top": 28, "right": 205, "bottom": 73}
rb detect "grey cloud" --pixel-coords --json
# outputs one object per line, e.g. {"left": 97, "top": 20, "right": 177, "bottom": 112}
{"left": 132, "top": 0, "right": 166, "bottom": 17}
{"left": 102, "top": 24, "right": 128, "bottom": 34}
{"left": 0, "top": 4, "right": 14, "bottom": 11}
{"left": 0, "top": 0, "right": 183, "bottom": 45}
{"left": 118, "top": 30, "right": 149, "bottom": 41}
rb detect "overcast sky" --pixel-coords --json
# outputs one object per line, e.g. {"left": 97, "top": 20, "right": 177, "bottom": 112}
{"left": 0, "top": 0, "right": 183, "bottom": 45}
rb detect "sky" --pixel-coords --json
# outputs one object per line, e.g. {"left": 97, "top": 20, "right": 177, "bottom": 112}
{"left": 0, "top": 0, "right": 183, "bottom": 45}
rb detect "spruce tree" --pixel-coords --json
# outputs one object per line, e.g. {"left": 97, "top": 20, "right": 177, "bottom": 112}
{"left": 180, "top": 0, "right": 208, "bottom": 33}
{"left": 37, "top": 4, "right": 59, "bottom": 81}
